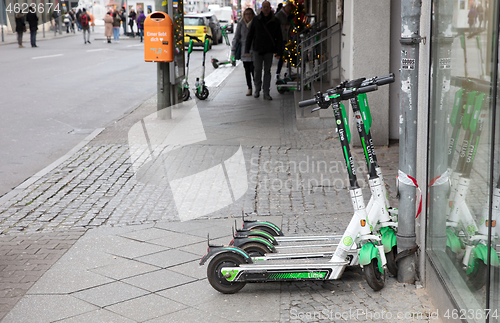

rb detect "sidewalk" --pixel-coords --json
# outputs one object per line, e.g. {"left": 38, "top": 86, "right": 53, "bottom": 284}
{"left": 0, "top": 63, "right": 435, "bottom": 322}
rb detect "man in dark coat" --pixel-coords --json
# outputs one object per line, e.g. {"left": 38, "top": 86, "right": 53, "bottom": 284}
{"left": 245, "top": 0, "right": 282, "bottom": 100}
{"left": 15, "top": 13, "right": 25, "bottom": 48}
{"left": 26, "top": 7, "right": 39, "bottom": 47}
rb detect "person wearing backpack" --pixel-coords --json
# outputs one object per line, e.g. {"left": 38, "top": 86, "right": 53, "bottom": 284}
{"left": 80, "top": 8, "right": 91, "bottom": 44}
{"left": 136, "top": 10, "right": 146, "bottom": 42}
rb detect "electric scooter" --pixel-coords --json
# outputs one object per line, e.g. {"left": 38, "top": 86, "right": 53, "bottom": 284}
{"left": 191, "top": 34, "right": 211, "bottom": 100}
{"left": 181, "top": 34, "right": 200, "bottom": 101}
{"left": 211, "top": 26, "right": 236, "bottom": 69}
{"left": 445, "top": 77, "right": 500, "bottom": 289}
{"left": 201, "top": 78, "right": 390, "bottom": 294}
{"left": 230, "top": 75, "right": 399, "bottom": 276}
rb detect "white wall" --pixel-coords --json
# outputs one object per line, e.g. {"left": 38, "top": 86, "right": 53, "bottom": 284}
{"left": 342, "top": 0, "right": 391, "bottom": 146}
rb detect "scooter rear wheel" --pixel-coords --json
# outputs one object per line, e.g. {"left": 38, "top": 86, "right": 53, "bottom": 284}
{"left": 276, "top": 79, "right": 287, "bottom": 94}
{"left": 240, "top": 242, "right": 269, "bottom": 257}
{"left": 182, "top": 88, "right": 190, "bottom": 101}
{"left": 207, "top": 252, "right": 246, "bottom": 294}
{"left": 385, "top": 246, "right": 398, "bottom": 277}
{"left": 364, "top": 257, "right": 385, "bottom": 291}
{"left": 212, "top": 59, "right": 219, "bottom": 69}
{"left": 195, "top": 86, "right": 209, "bottom": 100}
{"left": 248, "top": 226, "right": 280, "bottom": 237}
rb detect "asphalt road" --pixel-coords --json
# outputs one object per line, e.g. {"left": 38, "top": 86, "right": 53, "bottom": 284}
{"left": 0, "top": 27, "right": 232, "bottom": 197}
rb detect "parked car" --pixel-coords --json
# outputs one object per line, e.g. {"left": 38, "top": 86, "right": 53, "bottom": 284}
{"left": 183, "top": 14, "right": 214, "bottom": 49}
{"left": 196, "top": 12, "right": 222, "bottom": 45}
{"left": 214, "top": 7, "right": 235, "bottom": 33}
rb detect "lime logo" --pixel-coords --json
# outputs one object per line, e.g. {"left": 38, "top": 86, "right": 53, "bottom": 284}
{"left": 343, "top": 236, "right": 353, "bottom": 246}
{"left": 467, "top": 225, "right": 476, "bottom": 236}
{"left": 128, "top": 100, "right": 248, "bottom": 222}
{"left": 337, "top": 119, "right": 341, "bottom": 125}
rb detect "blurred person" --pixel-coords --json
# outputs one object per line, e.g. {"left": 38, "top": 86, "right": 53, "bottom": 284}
{"left": 76, "top": 9, "right": 82, "bottom": 31}
{"left": 468, "top": 4, "right": 478, "bottom": 35}
{"left": 15, "top": 12, "right": 25, "bottom": 48}
{"left": 113, "top": 10, "right": 121, "bottom": 41}
{"left": 137, "top": 10, "right": 146, "bottom": 42}
{"left": 245, "top": 0, "right": 283, "bottom": 100}
{"left": 80, "top": 8, "right": 91, "bottom": 44}
{"left": 26, "top": 7, "right": 38, "bottom": 47}
{"left": 120, "top": 7, "right": 127, "bottom": 35}
{"left": 104, "top": 12, "right": 113, "bottom": 43}
{"left": 275, "top": 2, "right": 293, "bottom": 79}
{"left": 128, "top": 9, "right": 136, "bottom": 37}
{"left": 232, "top": 8, "right": 255, "bottom": 96}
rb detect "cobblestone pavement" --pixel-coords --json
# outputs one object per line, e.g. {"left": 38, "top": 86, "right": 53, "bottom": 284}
{"left": 0, "top": 64, "right": 435, "bottom": 322}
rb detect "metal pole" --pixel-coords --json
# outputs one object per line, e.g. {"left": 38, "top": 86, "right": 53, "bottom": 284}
{"left": 397, "top": 0, "right": 421, "bottom": 284}
{"left": 155, "top": 0, "right": 171, "bottom": 119}
{"left": 1, "top": 0, "right": 5, "bottom": 42}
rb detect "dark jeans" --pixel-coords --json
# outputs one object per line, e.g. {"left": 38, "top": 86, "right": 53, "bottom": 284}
{"left": 17, "top": 32, "right": 23, "bottom": 45}
{"left": 243, "top": 61, "right": 254, "bottom": 90}
{"left": 30, "top": 31, "right": 37, "bottom": 46}
{"left": 253, "top": 52, "right": 274, "bottom": 95}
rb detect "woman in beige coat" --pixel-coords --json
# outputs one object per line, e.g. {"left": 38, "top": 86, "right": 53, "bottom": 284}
{"left": 103, "top": 12, "right": 113, "bottom": 43}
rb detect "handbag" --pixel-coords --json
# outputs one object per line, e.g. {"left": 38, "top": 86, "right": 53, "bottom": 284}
{"left": 234, "top": 41, "right": 241, "bottom": 60}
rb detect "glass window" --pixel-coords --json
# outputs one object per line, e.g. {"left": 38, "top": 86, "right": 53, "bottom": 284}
{"left": 427, "top": 0, "right": 499, "bottom": 320}
{"left": 184, "top": 17, "right": 204, "bottom": 26}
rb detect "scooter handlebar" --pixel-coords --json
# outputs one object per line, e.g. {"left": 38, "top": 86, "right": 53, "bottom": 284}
{"left": 345, "top": 84, "right": 378, "bottom": 96}
{"left": 362, "top": 73, "right": 395, "bottom": 87}
{"left": 298, "top": 98, "right": 318, "bottom": 108}
{"left": 186, "top": 34, "right": 202, "bottom": 42}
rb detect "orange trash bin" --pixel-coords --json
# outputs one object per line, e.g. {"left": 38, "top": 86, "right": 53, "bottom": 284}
{"left": 144, "top": 12, "right": 174, "bottom": 62}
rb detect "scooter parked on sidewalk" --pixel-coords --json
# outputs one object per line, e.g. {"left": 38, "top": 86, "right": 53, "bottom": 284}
{"left": 444, "top": 76, "right": 500, "bottom": 290}
{"left": 194, "top": 34, "right": 211, "bottom": 100}
{"left": 201, "top": 77, "right": 392, "bottom": 294}
{"left": 230, "top": 75, "right": 399, "bottom": 276}
{"left": 181, "top": 34, "right": 199, "bottom": 101}
{"left": 211, "top": 26, "right": 236, "bottom": 69}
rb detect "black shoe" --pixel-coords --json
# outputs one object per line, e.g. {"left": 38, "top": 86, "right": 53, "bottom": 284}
{"left": 87, "top": 41, "right": 91, "bottom": 44}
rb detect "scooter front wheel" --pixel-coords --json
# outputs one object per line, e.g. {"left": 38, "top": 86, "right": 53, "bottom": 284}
{"left": 182, "top": 87, "right": 190, "bottom": 101}
{"left": 466, "top": 259, "right": 487, "bottom": 291}
{"left": 195, "top": 86, "right": 209, "bottom": 100}
{"left": 207, "top": 252, "right": 246, "bottom": 294}
{"left": 364, "top": 257, "right": 385, "bottom": 291}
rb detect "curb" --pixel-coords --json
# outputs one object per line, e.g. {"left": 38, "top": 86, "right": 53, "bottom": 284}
{"left": 0, "top": 128, "right": 105, "bottom": 205}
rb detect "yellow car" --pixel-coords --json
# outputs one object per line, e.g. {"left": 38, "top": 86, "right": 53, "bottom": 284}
{"left": 184, "top": 14, "right": 214, "bottom": 50}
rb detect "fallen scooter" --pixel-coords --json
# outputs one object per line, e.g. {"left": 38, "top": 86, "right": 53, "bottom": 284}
{"left": 211, "top": 26, "right": 236, "bottom": 69}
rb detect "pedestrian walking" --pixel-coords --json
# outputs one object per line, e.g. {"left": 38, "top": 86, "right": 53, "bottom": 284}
{"left": 52, "top": 10, "right": 60, "bottom": 34}
{"left": 137, "top": 10, "right": 146, "bottom": 42}
{"left": 64, "top": 12, "right": 71, "bottom": 33}
{"left": 120, "top": 8, "right": 127, "bottom": 35}
{"left": 128, "top": 9, "right": 136, "bottom": 37}
{"left": 477, "top": 3, "right": 484, "bottom": 29}
{"left": 76, "top": 9, "right": 82, "bottom": 31}
{"left": 15, "top": 13, "right": 25, "bottom": 48}
{"left": 81, "top": 8, "right": 91, "bottom": 44}
{"left": 275, "top": 2, "right": 294, "bottom": 80}
{"left": 232, "top": 8, "right": 255, "bottom": 96}
{"left": 245, "top": 0, "right": 283, "bottom": 100}
{"left": 468, "top": 4, "right": 478, "bottom": 35}
{"left": 69, "top": 10, "right": 76, "bottom": 33}
{"left": 113, "top": 10, "right": 121, "bottom": 41}
{"left": 104, "top": 12, "right": 113, "bottom": 43}
{"left": 26, "top": 7, "right": 38, "bottom": 47}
